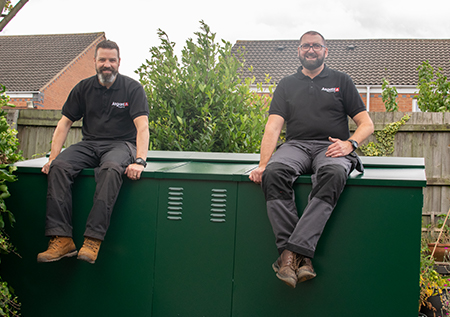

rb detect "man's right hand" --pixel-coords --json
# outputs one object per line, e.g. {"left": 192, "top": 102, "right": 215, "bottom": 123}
{"left": 249, "top": 166, "right": 265, "bottom": 184}
{"left": 41, "top": 159, "right": 53, "bottom": 174}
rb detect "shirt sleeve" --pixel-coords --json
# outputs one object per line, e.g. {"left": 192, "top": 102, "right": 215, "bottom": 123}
{"left": 61, "top": 81, "right": 84, "bottom": 122}
{"left": 128, "top": 81, "right": 149, "bottom": 120}
{"left": 268, "top": 78, "right": 289, "bottom": 120}
{"left": 342, "top": 74, "right": 367, "bottom": 118}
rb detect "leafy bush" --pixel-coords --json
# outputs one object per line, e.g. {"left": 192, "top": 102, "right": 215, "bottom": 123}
{"left": 381, "top": 78, "right": 398, "bottom": 112}
{"left": 416, "top": 61, "right": 450, "bottom": 112}
{"left": 0, "top": 84, "right": 22, "bottom": 316}
{"left": 136, "top": 21, "right": 273, "bottom": 153}
{"left": 359, "top": 114, "right": 410, "bottom": 156}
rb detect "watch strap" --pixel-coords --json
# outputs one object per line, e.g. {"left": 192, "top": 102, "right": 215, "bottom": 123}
{"left": 135, "top": 157, "right": 147, "bottom": 168}
{"left": 348, "top": 139, "right": 358, "bottom": 150}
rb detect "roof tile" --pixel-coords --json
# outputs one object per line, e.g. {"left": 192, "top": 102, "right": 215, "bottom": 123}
{"left": 0, "top": 32, "right": 105, "bottom": 91}
{"left": 232, "top": 39, "right": 450, "bottom": 86}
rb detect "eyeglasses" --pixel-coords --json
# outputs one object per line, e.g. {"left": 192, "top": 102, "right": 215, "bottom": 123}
{"left": 299, "top": 43, "right": 326, "bottom": 52}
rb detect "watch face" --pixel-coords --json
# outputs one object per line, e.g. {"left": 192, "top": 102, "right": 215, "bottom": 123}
{"left": 135, "top": 158, "right": 147, "bottom": 167}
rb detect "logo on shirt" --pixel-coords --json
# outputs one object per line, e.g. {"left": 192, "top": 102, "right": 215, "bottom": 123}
{"left": 321, "top": 87, "right": 340, "bottom": 93}
{"left": 111, "top": 101, "right": 129, "bottom": 109}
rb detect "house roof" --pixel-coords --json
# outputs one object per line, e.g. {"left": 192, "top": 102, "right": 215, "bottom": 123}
{"left": 0, "top": 32, "right": 105, "bottom": 91}
{"left": 232, "top": 39, "right": 450, "bottom": 86}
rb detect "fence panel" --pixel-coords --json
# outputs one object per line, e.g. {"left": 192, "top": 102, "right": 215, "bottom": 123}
{"left": 7, "top": 109, "right": 450, "bottom": 219}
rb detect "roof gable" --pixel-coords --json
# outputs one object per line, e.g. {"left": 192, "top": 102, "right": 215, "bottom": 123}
{"left": 232, "top": 39, "right": 450, "bottom": 86}
{"left": 0, "top": 32, "right": 105, "bottom": 91}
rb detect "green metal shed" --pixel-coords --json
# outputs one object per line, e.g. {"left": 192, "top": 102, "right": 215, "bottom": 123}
{"left": 2, "top": 151, "right": 426, "bottom": 316}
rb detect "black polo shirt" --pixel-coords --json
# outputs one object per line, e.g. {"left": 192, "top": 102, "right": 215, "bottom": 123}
{"left": 62, "top": 74, "right": 149, "bottom": 144}
{"left": 269, "top": 65, "right": 366, "bottom": 141}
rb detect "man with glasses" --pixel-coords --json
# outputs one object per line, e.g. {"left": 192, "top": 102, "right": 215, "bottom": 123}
{"left": 249, "top": 31, "right": 374, "bottom": 288}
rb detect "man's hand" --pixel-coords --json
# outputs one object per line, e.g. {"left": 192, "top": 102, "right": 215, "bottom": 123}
{"left": 325, "top": 137, "right": 354, "bottom": 157}
{"left": 125, "top": 163, "right": 145, "bottom": 180}
{"left": 249, "top": 166, "right": 265, "bottom": 184}
{"left": 41, "top": 159, "right": 54, "bottom": 174}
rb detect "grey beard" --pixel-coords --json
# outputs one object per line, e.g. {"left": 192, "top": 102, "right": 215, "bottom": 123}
{"left": 97, "top": 72, "right": 117, "bottom": 85}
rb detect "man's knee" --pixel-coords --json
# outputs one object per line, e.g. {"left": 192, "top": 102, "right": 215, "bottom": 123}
{"left": 262, "top": 162, "right": 296, "bottom": 201}
{"left": 99, "top": 161, "right": 123, "bottom": 173}
{"left": 48, "top": 159, "right": 77, "bottom": 179}
{"left": 310, "top": 164, "right": 348, "bottom": 206}
{"left": 95, "top": 161, "right": 124, "bottom": 180}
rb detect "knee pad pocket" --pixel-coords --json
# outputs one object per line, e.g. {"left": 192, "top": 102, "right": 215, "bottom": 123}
{"left": 310, "top": 164, "right": 348, "bottom": 206}
{"left": 262, "top": 162, "right": 296, "bottom": 201}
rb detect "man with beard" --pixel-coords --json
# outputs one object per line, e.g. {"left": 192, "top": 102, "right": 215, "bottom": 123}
{"left": 249, "top": 31, "right": 374, "bottom": 287}
{"left": 37, "top": 40, "right": 149, "bottom": 264}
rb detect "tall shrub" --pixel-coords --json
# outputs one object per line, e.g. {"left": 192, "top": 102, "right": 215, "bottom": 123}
{"left": 416, "top": 61, "right": 450, "bottom": 112}
{"left": 136, "top": 21, "right": 273, "bottom": 153}
{"left": 381, "top": 78, "right": 398, "bottom": 112}
{"left": 0, "top": 84, "right": 22, "bottom": 316}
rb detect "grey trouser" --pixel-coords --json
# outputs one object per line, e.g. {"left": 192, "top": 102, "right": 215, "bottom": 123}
{"left": 262, "top": 140, "right": 357, "bottom": 258}
{"left": 45, "top": 140, "right": 136, "bottom": 240}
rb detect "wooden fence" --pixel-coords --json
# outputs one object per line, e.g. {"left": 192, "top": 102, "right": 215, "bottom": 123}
{"left": 6, "top": 109, "right": 450, "bottom": 220}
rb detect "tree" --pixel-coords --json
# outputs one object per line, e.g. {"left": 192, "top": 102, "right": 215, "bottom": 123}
{"left": 0, "top": 85, "right": 22, "bottom": 316}
{"left": 0, "top": 2, "right": 28, "bottom": 315}
{"left": 381, "top": 78, "right": 398, "bottom": 112}
{"left": 136, "top": 20, "right": 273, "bottom": 153}
{"left": 0, "top": 0, "right": 29, "bottom": 32}
{"left": 416, "top": 61, "right": 450, "bottom": 112}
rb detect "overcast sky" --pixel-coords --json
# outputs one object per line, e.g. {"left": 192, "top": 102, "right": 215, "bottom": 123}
{"left": 2, "top": 0, "right": 450, "bottom": 80}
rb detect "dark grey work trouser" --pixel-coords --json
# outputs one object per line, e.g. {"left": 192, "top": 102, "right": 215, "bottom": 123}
{"left": 262, "top": 140, "right": 357, "bottom": 258}
{"left": 45, "top": 140, "right": 136, "bottom": 241}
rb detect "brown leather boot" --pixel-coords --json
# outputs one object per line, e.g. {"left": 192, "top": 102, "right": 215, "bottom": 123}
{"left": 77, "top": 237, "right": 102, "bottom": 264}
{"left": 37, "top": 236, "right": 77, "bottom": 263}
{"left": 297, "top": 257, "right": 317, "bottom": 283}
{"left": 272, "top": 250, "right": 299, "bottom": 288}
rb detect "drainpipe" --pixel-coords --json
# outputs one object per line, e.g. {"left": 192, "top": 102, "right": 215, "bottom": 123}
{"left": 366, "top": 86, "right": 370, "bottom": 111}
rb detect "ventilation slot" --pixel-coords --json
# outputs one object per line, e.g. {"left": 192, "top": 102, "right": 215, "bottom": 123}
{"left": 167, "top": 187, "right": 183, "bottom": 221}
{"left": 210, "top": 189, "right": 227, "bottom": 223}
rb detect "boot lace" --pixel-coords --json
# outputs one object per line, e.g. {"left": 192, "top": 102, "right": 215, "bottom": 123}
{"left": 48, "top": 236, "right": 63, "bottom": 250}
{"left": 292, "top": 253, "right": 303, "bottom": 272}
{"left": 84, "top": 238, "right": 100, "bottom": 251}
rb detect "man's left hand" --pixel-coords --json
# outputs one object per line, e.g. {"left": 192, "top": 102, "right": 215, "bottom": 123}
{"left": 125, "top": 163, "right": 145, "bottom": 180}
{"left": 325, "top": 137, "right": 354, "bottom": 157}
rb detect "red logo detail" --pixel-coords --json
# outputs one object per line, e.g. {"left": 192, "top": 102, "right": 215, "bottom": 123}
{"left": 335, "top": 88, "right": 340, "bottom": 92}
{"left": 124, "top": 102, "right": 129, "bottom": 107}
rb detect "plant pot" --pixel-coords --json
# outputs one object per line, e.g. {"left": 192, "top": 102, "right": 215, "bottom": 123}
{"left": 428, "top": 243, "right": 450, "bottom": 262}
{"left": 420, "top": 292, "right": 447, "bottom": 317}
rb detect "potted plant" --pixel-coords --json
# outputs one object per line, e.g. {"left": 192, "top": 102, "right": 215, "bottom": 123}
{"left": 419, "top": 242, "right": 450, "bottom": 316}
{"left": 426, "top": 212, "right": 450, "bottom": 263}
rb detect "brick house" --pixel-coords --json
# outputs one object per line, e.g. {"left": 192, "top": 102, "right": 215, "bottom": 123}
{"left": 232, "top": 39, "right": 450, "bottom": 112}
{"left": 0, "top": 32, "right": 105, "bottom": 109}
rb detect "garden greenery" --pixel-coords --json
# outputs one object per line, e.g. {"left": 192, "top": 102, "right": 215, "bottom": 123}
{"left": 136, "top": 21, "right": 273, "bottom": 153}
{"left": 381, "top": 78, "right": 398, "bottom": 112}
{"left": 416, "top": 60, "right": 450, "bottom": 112}
{"left": 0, "top": 84, "right": 22, "bottom": 316}
{"left": 359, "top": 114, "right": 410, "bottom": 156}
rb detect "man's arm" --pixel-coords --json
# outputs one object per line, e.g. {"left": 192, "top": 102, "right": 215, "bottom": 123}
{"left": 326, "top": 111, "right": 374, "bottom": 157}
{"left": 249, "top": 114, "right": 285, "bottom": 184}
{"left": 124, "top": 115, "right": 149, "bottom": 180}
{"left": 41, "top": 115, "right": 74, "bottom": 174}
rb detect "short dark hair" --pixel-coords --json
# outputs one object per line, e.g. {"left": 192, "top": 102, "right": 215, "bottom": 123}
{"left": 95, "top": 40, "right": 120, "bottom": 59}
{"left": 300, "top": 31, "right": 326, "bottom": 46}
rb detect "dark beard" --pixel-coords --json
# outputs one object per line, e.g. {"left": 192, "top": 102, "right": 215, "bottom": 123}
{"left": 298, "top": 53, "right": 325, "bottom": 71}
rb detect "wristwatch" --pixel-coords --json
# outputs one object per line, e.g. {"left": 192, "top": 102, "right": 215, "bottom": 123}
{"left": 348, "top": 139, "right": 358, "bottom": 151}
{"left": 135, "top": 157, "right": 147, "bottom": 168}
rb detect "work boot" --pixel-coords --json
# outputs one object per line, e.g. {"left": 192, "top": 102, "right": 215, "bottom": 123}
{"left": 37, "top": 236, "right": 77, "bottom": 263}
{"left": 297, "top": 256, "right": 317, "bottom": 283}
{"left": 77, "top": 237, "right": 102, "bottom": 264}
{"left": 272, "top": 250, "right": 299, "bottom": 288}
